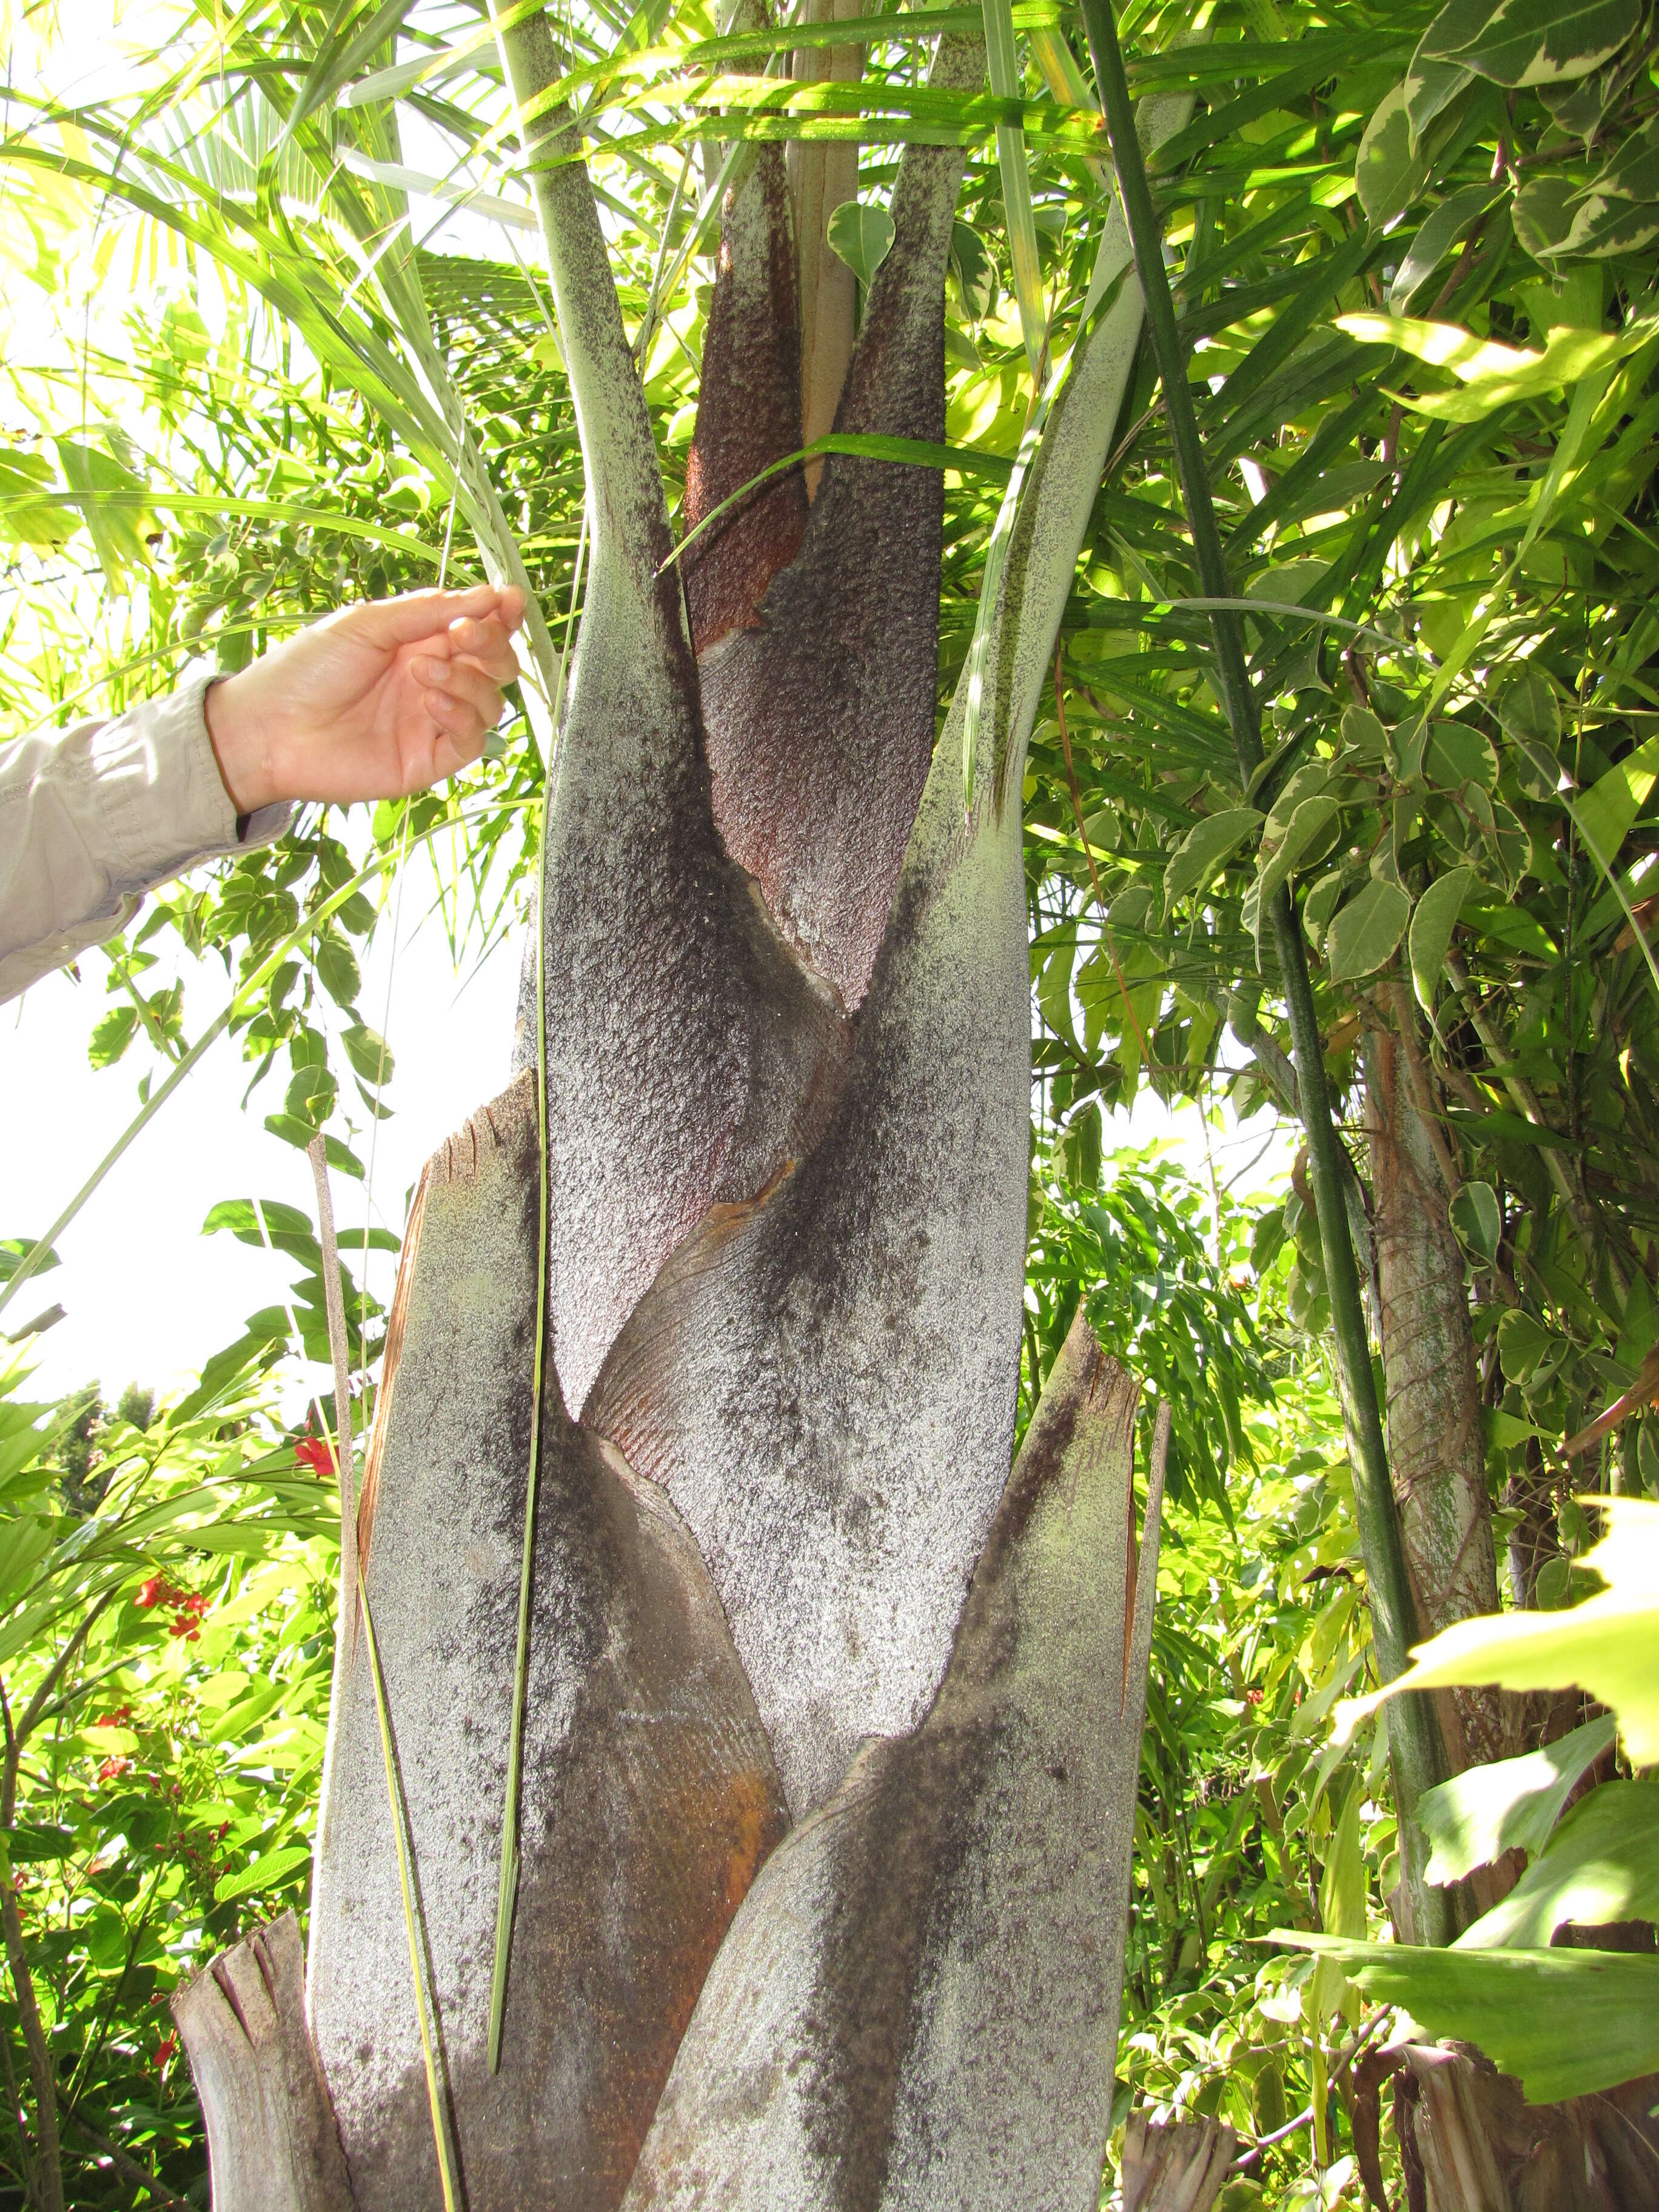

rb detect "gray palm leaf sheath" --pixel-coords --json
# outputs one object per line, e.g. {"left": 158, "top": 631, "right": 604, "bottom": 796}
{"left": 173, "top": 14, "right": 1195, "bottom": 2207}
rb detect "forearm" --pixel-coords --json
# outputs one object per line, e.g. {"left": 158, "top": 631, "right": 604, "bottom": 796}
{"left": 0, "top": 677, "right": 290, "bottom": 1005}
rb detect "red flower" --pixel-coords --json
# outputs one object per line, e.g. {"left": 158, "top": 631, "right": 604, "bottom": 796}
{"left": 98, "top": 1756, "right": 131, "bottom": 1783}
{"left": 1244, "top": 1687, "right": 1264, "bottom": 1708}
{"left": 134, "top": 1577, "right": 164, "bottom": 1609}
{"left": 294, "top": 1435, "right": 334, "bottom": 1477}
{"left": 153, "top": 2034, "right": 177, "bottom": 2073}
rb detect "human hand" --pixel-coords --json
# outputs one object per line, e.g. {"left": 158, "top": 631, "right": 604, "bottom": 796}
{"left": 204, "top": 584, "right": 528, "bottom": 814}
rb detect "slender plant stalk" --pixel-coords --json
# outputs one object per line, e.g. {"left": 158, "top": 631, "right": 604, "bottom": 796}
{"left": 1077, "top": 0, "right": 1453, "bottom": 1942}
{"left": 487, "top": 509, "right": 586, "bottom": 2071}
{"left": 357, "top": 1569, "right": 461, "bottom": 2210}
{"left": 0, "top": 1675, "right": 64, "bottom": 2212}
{"left": 307, "top": 1136, "right": 359, "bottom": 1672}
{"left": 981, "top": 0, "right": 1047, "bottom": 380}
{"left": 305, "top": 1142, "right": 461, "bottom": 2187}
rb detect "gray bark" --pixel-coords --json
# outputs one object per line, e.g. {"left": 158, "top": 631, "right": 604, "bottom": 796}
{"left": 172, "top": 1913, "right": 353, "bottom": 2212}
{"left": 306, "top": 1076, "right": 786, "bottom": 2212}
{"left": 620, "top": 1320, "right": 1168, "bottom": 2211}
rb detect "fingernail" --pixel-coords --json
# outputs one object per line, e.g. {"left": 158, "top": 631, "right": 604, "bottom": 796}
{"left": 416, "top": 657, "right": 452, "bottom": 685}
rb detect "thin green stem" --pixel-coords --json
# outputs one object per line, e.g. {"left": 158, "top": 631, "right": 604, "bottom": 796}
{"left": 1077, "top": 0, "right": 1453, "bottom": 1942}
{"left": 488, "top": 511, "right": 585, "bottom": 2071}
{"left": 358, "top": 1567, "right": 461, "bottom": 2210}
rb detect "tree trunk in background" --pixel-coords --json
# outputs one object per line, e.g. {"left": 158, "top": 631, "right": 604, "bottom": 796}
{"left": 1364, "top": 1025, "right": 1516, "bottom": 1777}
{"left": 178, "top": 18, "right": 1204, "bottom": 2209}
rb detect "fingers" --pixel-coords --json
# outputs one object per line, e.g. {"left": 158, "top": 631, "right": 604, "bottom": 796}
{"left": 440, "top": 611, "right": 521, "bottom": 686}
{"left": 412, "top": 654, "right": 507, "bottom": 728}
{"left": 359, "top": 583, "right": 529, "bottom": 651}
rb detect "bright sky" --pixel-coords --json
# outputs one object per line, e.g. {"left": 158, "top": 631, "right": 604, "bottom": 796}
{"left": 2, "top": 902, "right": 524, "bottom": 1412}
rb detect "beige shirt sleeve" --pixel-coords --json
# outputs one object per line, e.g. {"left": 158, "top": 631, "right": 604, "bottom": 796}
{"left": 0, "top": 673, "right": 292, "bottom": 1005}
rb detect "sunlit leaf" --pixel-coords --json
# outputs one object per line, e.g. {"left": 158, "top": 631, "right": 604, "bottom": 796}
{"left": 1272, "top": 1936, "right": 1659, "bottom": 2101}
{"left": 1458, "top": 1779, "right": 1659, "bottom": 1948}
{"left": 1336, "top": 1499, "right": 1659, "bottom": 1764}
{"left": 825, "top": 197, "right": 895, "bottom": 288}
{"left": 1419, "top": 1715, "right": 1617, "bottom": 1881}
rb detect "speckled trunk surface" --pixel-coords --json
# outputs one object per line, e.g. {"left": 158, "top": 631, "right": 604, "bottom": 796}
{"left": 307, "top": 1078, "right": 787, "bottom": 2212}
{"left": 186, "top": 22, "right": 1199, "bottom": 2210}
{"left": 618, "top": 1320, "right": 1168, "bottom": 2212}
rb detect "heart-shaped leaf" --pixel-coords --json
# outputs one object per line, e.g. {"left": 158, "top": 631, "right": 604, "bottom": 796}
{"left": 826, "top": 199, "right": 896, "bottom": 290}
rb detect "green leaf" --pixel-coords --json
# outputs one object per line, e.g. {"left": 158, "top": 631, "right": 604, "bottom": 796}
{"left": 1270, "top": 1937, "right": 1659, "bottom": 2102}
{"left": 1417, "top": 0, "right": 1640, "bottom": 89}
{"left": 0, "top": 451, "right": 78, "bottom": 550}
{"left": 1335, "top": 310, "right": 1655, "bottom": 419}
{"left": 1326, "top": 879, "right": 1411, "bottom": 983}
{"left": 213, "top": 1842, "right": 313, "bottom": 1903}
{"left": 86, "top": 1004, "right": 139, "bottom": 1070}
{"left": 5, "top": 1823, "right": 79, "bottom": 1865}
{"left": 204, "top": 1198, "right": 319, "bottom": 1261}
{"left": 341, "top": 1023, "right": 395, "bottom": 1086}
{"left": 1255, "top": 797, "right": 1341, "bottom": 965}
{"left": 1449, "top": 1178, "right": 1501, "bottom": 1265}
{"left": 1312, "top": 1782, "right": 1366, "bottom": 2026}
{"left": 1409, "top": 865, "right": 1475, "bottom": 1015}
{"left": 1339, "top": 1498, "right": 1659, "bottom": 1765}
{"left": 0, "top": 1241, "right": 56, "bottom": 1290}
{"left": 1544, "top": 113, "right": 1659, "bottom": 259}
{"left": 1459, "top": 1779, "right": 1659, "bottom": 1947}
{"left": 1573, "top": 732, "right": 1659, "bottom": 870}
{"left": 1302, "top": 869, "right": 1346, "bottom": 951}
{"left": 1163, "top": 808, "right": 1264, "bottom": 921}
{"left": 1513, "top": 171, "right": 1582, "bottom": 260}
{"left": 313, "top": 932, "right": 361, "bottom": 1011}
{"left": 1404, "top": 50, "right": 1476, "bottom": 146}
{"left": 950, "top": 220, "right": 996, "bottom": 321}
{"left": 1355, "top": 83, "right": 1430, "bottom": 229}
{"left": 55, "top": 438, "right": 156, "bottom": 587}
{"left": 825, "top": 199, "right": 895, "bottom": 290}
{"left": 1388, "top": 184, "right": 1503, "bottom": 313}
{"left": 1496, "top": 668, "right": 1561, "bottom": 796}
{"left": 1496, "top": 1307, "right": 1555, "bottom": 1382}
{"left": 1425, "top": 722, "right": 1498, "bottom": 794}
{"left": 1419, "top": 1717, "right": 1617, "bottom": 1883}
